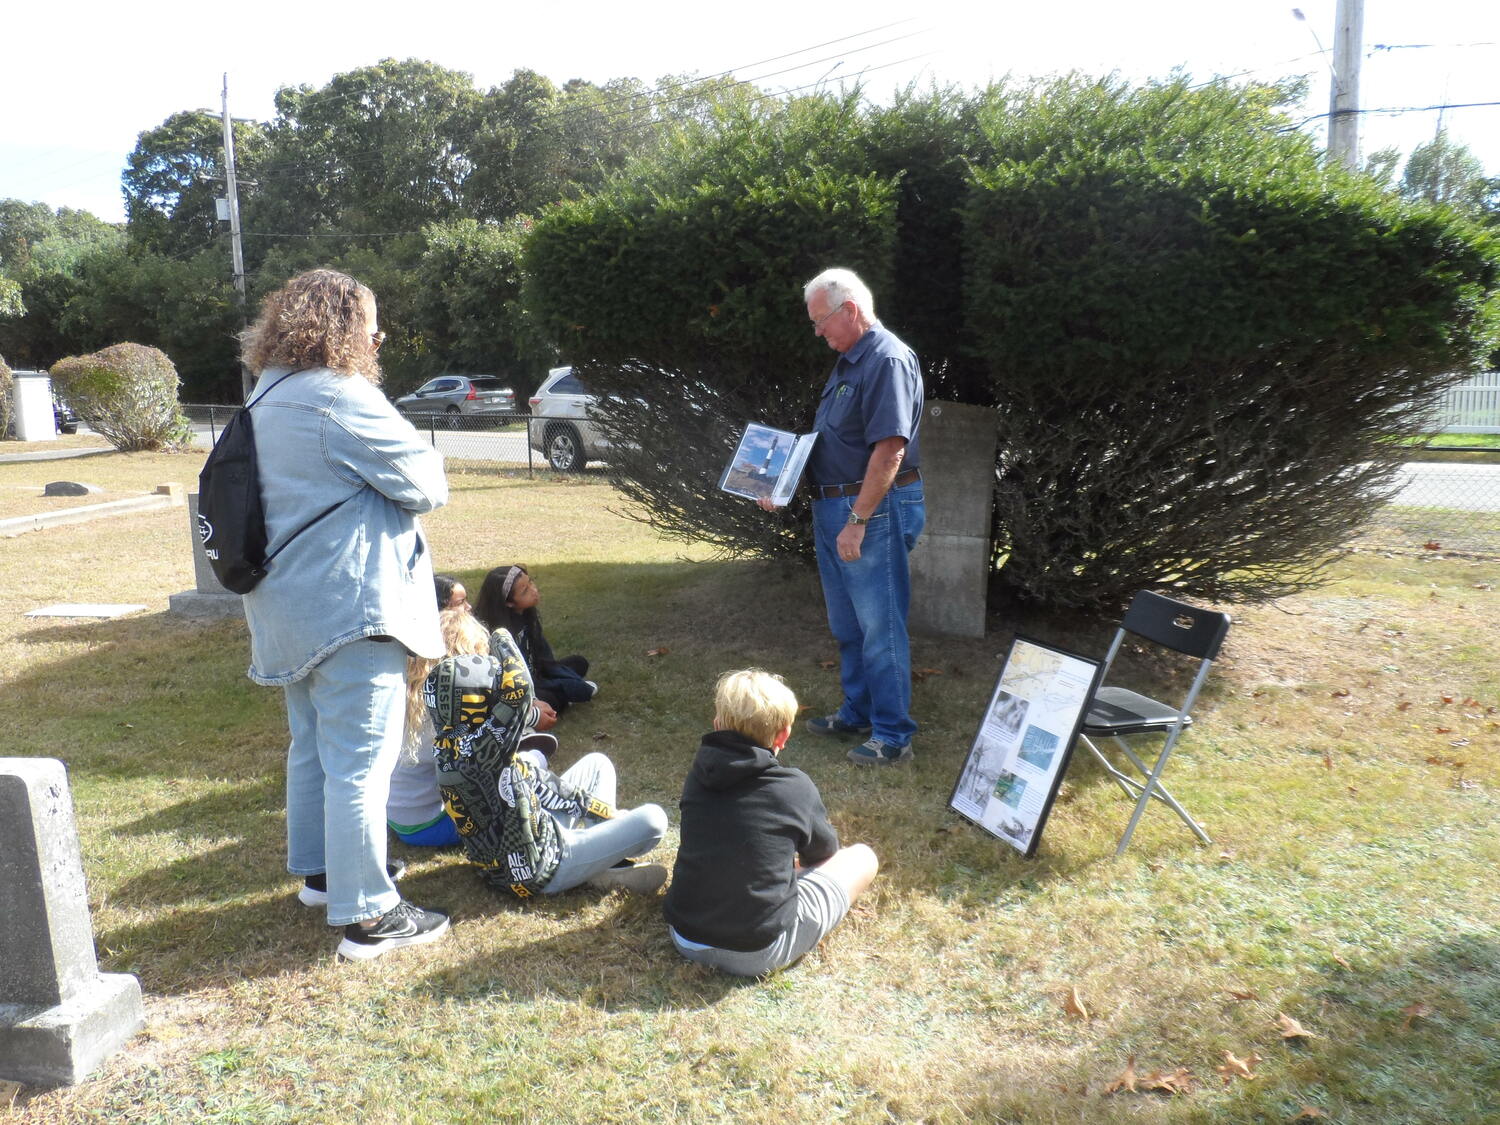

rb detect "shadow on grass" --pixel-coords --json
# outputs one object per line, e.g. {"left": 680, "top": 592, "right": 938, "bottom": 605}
{"left": 7, "top": 553, "right": 1223, "bottom": 1001}
{"left": 414, "top": 890, "right": 748, "bottom": 1013}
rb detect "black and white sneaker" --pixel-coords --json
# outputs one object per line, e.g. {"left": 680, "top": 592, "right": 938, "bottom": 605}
{"left": 298, "top": 858, "right": 408, "bottom": 907}
{"left": 336, "top": 900, "right": 450, "bottom": 960}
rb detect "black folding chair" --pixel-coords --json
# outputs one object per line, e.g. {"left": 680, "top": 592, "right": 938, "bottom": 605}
{"left": 1080, "top": 591, "right": 1231, "bottom": 856}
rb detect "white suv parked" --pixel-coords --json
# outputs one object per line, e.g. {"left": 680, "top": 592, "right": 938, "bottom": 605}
{"left": 527, "top": 366, "right": 611, "bottom": 471}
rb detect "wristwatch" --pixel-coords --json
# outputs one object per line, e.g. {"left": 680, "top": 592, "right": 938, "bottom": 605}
{"left": 847, "top": 510, "right": 869, "bottom": 526}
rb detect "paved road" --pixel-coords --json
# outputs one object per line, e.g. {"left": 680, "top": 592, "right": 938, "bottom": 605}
{"left": 182, "top": 423, "right": 1498, "bottom": 509}
{"left": 1389, "top": 461, "right": 1500, "bottom": 512}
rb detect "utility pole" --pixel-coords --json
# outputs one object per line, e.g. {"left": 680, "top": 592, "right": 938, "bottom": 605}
{"left": 219, "top": 74, "right": 252, "bottom": 398}
{"left": 1327, "top": 0, "right": 1365, "bottom": 171}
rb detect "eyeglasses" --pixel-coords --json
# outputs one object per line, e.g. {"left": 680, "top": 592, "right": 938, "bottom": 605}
{"left": 370, "top": 330, "right": 387, "bottom": 350}
{"left": 811, "top": 303, "right": 847, "bottom": 332}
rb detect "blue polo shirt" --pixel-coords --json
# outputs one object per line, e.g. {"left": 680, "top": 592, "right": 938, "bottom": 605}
{"left": 806, "top": 322, "right": 923, "bottom": 487}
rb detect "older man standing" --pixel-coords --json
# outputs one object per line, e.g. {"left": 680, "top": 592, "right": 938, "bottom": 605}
{"left": 784, "top": 267, "right": 925, "bottom": 765}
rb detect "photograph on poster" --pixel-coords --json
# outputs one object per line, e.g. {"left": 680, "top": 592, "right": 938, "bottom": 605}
{"left": 948, "top": 636, "right": 1103, "bottom": 857}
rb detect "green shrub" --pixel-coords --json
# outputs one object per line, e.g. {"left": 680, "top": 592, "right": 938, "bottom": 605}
{"left": 964, "top": 76, "right": 1500, "bottom": 609}
{"left": 49, "top": 342, "right": 193, "bottom": 451}
{"left": 525, "top": 92, "right": 902, "bottom": 555}
{"left": 0, "top": 355, "right": 13, "bottom": 438}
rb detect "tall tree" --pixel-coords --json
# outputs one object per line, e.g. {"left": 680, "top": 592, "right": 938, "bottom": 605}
{"left": 251, "top": 58, "right": 483, "bottom": 244}
{"left": 0, "top": 200, "right": 122, "bottom": 367}
{"left": 123, "top": 112, "right": 268, "bottom": 258}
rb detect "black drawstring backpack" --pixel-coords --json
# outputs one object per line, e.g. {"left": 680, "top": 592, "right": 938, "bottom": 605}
{"left": 196, "top": 369, "right": 351, "bottom": 594}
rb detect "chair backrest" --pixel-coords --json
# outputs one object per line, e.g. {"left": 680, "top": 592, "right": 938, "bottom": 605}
{"left": 1120, "top": 591, "right": 1231, "bottom": 661}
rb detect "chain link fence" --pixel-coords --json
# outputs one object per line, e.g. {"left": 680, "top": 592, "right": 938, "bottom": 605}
{"left": 183, "top": 405, "right": 1500, "bottom": 556}
{"left": 1362, "top": 448, "right": 1500, "bottom": 558}
{"left": 182, "top": 405, "right": 613, "bottom": 476}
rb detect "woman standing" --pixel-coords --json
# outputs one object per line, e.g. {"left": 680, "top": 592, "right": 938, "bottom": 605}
{"left": 240, "top": 269, "right": 450, "bottom": 960}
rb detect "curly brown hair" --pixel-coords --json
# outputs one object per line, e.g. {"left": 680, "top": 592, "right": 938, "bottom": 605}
{"left": 241, "top": 269, "right": 383, "bottom": 383}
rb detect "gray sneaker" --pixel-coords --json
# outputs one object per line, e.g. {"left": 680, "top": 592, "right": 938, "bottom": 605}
{"left": 848, "top": 738, "right": 914, "bottom": 766}
{"left": 805, "top": 713, "right": 873, "bottom": 737}
{"left": 587, "top": 860, "right": 667, "bottom": 894}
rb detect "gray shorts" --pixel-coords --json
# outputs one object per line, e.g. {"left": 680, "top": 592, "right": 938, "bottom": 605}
{"left": 669, "top": 869, "right": 851, "bottom": 977}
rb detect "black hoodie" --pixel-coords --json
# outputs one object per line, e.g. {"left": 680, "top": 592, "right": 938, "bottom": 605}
{"left": 663, "top": 728, "right": 839, "bottom": 951}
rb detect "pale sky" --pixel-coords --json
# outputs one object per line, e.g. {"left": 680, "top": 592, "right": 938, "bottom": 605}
{"left": 2, "top": 0, "right": 1496, "bottom": 224}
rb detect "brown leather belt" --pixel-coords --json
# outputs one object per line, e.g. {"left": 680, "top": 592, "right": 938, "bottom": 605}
{"left": 810, "top": 467, "right": 921, "bottom": 500}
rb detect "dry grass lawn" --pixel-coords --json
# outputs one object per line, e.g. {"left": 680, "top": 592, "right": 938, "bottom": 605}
{"left": 0, "top": 452, "right": 1496, "bottom": 1123}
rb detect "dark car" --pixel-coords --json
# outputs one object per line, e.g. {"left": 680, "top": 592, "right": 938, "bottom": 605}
{"left": 395, "top": 375, "right": 515, "bottom": 426}
{"left": 54, "top": 396, "right": 79, "bottom": 435}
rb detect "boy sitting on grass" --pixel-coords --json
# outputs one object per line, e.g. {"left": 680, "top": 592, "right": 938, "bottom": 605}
{"left": 664, "top": 669, "right": 878, "bottom": 976}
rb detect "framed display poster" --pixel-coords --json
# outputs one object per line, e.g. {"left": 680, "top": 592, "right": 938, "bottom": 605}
{"left": 948, "top": 635, "right": 1104, "bottom": 857}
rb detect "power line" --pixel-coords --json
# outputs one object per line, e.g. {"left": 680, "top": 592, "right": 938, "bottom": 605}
{"left": 1289, "top": 99, "right": 1500, "bottom": 129}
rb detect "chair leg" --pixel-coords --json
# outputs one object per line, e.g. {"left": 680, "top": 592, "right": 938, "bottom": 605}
{"left": 1114, "top": 733, "right": 1212, "bottom": 856}
{"left": 1109, "top": 737, "right": 1212, "bottom": 846}
{"left": 1080, "top": 736, "right": 1141, "bottom": 803}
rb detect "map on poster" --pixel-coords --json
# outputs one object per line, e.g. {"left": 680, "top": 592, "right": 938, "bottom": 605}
{"left": 949, "top": 636, "right": 1102, "bottom": 857}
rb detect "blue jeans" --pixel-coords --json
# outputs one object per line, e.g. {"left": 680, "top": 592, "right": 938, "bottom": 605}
{"left": 543, "top": 753, "right": 668, "bottom": 894}
{"left": 813, "top": 480, "right": 926, "bottom": 747}
{"left": 283, "top": 637, "right": 406, "bottom": 926}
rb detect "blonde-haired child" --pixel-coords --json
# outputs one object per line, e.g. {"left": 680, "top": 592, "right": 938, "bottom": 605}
{"left": 663, "top": 669, "right": 878, "bottom": 975}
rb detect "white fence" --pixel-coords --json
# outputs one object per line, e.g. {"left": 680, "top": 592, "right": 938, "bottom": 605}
{"left": 1431, "top": 371, "right": 1500, "bottom": 434}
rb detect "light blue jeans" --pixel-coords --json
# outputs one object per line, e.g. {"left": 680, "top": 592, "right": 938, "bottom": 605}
{"left": 813, "top": 480, "right": 926, "bottom": 747}
{"left": 283, "top": 637, "right": 406, "bottom": 926}
{"left": 543, "top": 753, "right": 668, "bottom": 894}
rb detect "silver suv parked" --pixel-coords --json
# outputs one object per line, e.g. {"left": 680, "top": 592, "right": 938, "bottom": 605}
{"left": 395, "top": 375, "right": 515, "bottom": 425}
{"left": 527, "top": 366, "right": 611, "bottom": 471}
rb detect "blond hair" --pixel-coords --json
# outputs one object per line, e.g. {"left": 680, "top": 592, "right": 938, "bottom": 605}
{"left": 403, "top": 606, "right": 495, "bottom": 757}
{"left": 714, "top": 669, "right": 798, "bottom": 748}
{"left": 241, "top": 268, "right": 383, "bottom": 383}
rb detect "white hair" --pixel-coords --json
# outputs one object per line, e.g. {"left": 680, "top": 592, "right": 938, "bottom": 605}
{"left": 803, "top": 268, "right": 875, "bottom": 318}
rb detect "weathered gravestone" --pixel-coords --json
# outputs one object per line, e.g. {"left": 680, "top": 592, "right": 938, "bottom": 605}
{"left": 167, "top": 492, "right": 244, "bottom": 619}
{"left": 0, "top": 759, "right": 143, "bottom": 1086}
{"left": 909, "top": 400, "right": 999, "bottom": 638}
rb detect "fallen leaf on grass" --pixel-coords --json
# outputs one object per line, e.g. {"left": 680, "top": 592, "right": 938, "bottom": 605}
{"left": 1322, "top": 749, "right": 1334, "bottom": 771}
{"left": 1396, "top": 700, "right": 1413, "bottom": 711}
{"left": 591, "top": 730, "right": 611, "bottom": 743}
{"left": 1216, "top": 1050, "right": 1263, "bottom": 1084}
{"left": 1102, "top": 1056, "right": 1137, "bottom": 1094}
{"left": 1473, "top": 583, "right": 1494, "bottom": 591}
{"left": 936, "top": 823, "right": 964, "bottom": 835}
{"left": 1139, "top": 1068, "right": 1194, "bottom": 1095}
{"left": 1277, "top": 1013, "right": 1316, "bottom": 1039}
{"left": 645, "top": 647, "right": 669, "bottom": 657}
{"left": 1434, "top": 727, "right": 1454, "bottom": 734}
{"left": 1422, "top": 540, "right": 1441, "bottom": 550}
{"left": 1290, "top": 1108, "right": 1329, "bottom": 1121}
{"left": 1063, "top": 986, "right": 1090, "bottom": 1020}
{"left": 911, "top": 667, "right": 944, "bottom": 683}
{"left": 1333, "top": 954, "right": 1352, "bottom": 970}
{"left": 1400, "top": 1001, "right": 1431, "bottom": 1029}
{"left": 818, "top": 659, "right": 836, "bottom": 670}
{"left": 1226, "top": 988, "right": 1258, "bottom": 1001}
{"left": 1330, "top": 688, "right": 1350, "bottom": 698}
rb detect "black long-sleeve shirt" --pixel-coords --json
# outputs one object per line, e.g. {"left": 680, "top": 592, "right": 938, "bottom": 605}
{"left": 663, "top": 729, "right": 839, "bottom": 951}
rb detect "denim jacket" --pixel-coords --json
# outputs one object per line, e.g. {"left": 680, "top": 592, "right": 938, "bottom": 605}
{"left": 241, "top": 366, "right": 448, "bottom": 686}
